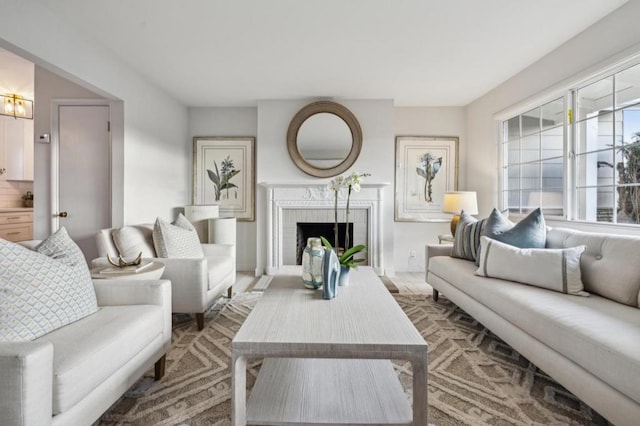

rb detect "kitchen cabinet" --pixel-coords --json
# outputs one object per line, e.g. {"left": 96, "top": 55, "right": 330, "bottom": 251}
{"left": 0, "top": 209, "right": 33, "bottom": 242}
{"left": 0, "top": 116, "right": 34, "bottom": 181}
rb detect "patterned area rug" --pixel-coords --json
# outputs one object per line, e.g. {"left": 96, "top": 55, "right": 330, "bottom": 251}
{"left": 97, "top": 292, "right": 609, "bottom": 425}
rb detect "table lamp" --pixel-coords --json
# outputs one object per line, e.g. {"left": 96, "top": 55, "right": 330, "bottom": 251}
{"left": 442, "top": 191, "right": 478, "bottom": 236}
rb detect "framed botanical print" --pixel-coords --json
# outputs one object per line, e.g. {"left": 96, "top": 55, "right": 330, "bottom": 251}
{"left": 193, "top": 137, "right": 255, "bottom": 221}
{"left": 395, "top": 136, "right": 458, "bottom": 222}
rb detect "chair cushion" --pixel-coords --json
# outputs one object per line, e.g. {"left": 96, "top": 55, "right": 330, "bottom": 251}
{"left": 35, "top": 304, "right": 164, "bottom": 414}
{"left": 207, "top": 255, "right": 235, "bottom": 291}
{"left": 0, "top": 228, "right": 98, "bottom": 341}
{"left": 451, "top": 210, "right": 485, "bottom": 262}
{"left": 429, "top": 256, "right": 640, "bottom": 404}
{"left": 112, "top": 224, "right": 156, "bottom": 258}
{"left": 482, "top": 207, "right": 546, "bottom": 249}
{"left": 475, "top": 236, "right": 588, "bottom": 296}
{"left": 152, "top": 214, "right": 204, "bottom": 258}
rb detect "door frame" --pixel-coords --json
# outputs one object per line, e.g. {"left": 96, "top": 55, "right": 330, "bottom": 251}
{"left": 50, "top": 99, "right": 112, "bottom": 232}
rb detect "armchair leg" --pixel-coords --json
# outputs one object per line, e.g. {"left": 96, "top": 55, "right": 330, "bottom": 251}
{"left": 155, "top": 355, "right": 166, "bottom": 380}
{"left": 196, "top": 313, "right": 205, "bottom": 331}
{"left": 433, "top": 289, "right": 439, "bottom": 302}
{"left": 227, "top": 286, "right": 233, "bottom": 299}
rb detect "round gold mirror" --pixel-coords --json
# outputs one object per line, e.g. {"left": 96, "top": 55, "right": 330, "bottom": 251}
{"left": 287, "top": 101, "right": 363, "bottom": 178}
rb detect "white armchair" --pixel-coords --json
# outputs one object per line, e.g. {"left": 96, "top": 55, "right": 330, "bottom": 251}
{"left": 94, "top": 219, "right": 236, "bottom": 330}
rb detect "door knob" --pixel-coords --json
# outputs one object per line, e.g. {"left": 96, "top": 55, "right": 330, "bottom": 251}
{"left": 58, "top": 211, "right": 68, "bottom": 218}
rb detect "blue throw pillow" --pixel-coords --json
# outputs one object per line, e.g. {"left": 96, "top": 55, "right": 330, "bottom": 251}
{"left": 482, "top": 208, "right": 546, "bottom": 249}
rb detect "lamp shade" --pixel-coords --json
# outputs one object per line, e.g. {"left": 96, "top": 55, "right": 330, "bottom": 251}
{"left": 442, "top": 192, "right": 478, "bottom": 215}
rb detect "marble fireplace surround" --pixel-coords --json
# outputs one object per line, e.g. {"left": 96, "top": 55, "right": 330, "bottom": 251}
{"left": 262, "top": 183, "right": 388, "bottom": 276}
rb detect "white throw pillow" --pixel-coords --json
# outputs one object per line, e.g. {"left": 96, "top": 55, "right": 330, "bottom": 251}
{"left": 112, "top": 224, "right": 156, "bottom": 258}
{"left": 475, "top": 236, "right": 588, "bottom": 296}
{"left": 0, "top": 227, "right": 98, "bottom": 342}
{"left": 152, "top": 214, "right": 204, "bottom": 258}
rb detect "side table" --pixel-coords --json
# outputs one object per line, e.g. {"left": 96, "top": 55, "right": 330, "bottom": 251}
{"left": 91, "top": 261, "right": 165, "bottom": 280}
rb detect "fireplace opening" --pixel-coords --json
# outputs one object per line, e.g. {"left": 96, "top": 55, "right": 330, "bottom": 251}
{"left": 296, "top": 222, "right": 353, "bottom": 265}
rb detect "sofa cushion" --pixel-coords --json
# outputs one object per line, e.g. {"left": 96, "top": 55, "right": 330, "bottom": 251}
{"left": 153, "top": 214, "right": 204, "bottom": 258}
{"left": 451, "top": 211, "right": 485, "bottom": 262}
{"left": 429, "top": 256, "right": 640, "bottom": 404}
{"left": 0, "top": 229, "right": 98, "bottom": 342}
{"left": 112, "top": 224, "right": 156, "bottom": 258}
{"left": 476, "top": 236, "right": 588, "bottom": 296}
{"left": 207, "top": 255, "right": 235, "bottom": 291}
{"left": 482, "top": 207, "right": 546, "bottom": 249}
{"left": 547, "top": 228, "right": 640, "bottom": 307}
{"left": 35, "top": 304, "right": 164, "bottom": 414}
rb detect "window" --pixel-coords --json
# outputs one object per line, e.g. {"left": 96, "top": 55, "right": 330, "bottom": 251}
{"left": 574, "top": 63, "right": 640, "bottom": 224}
{"left": 501, "top": 97, "right": 565, "bottom": 217}
{"left": 501, "top": 61, "right": 640, "bottom": 226}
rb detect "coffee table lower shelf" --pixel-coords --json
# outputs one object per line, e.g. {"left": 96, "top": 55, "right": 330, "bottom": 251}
{"left": 246, "top": 358, "right": 413, "bottom": 425}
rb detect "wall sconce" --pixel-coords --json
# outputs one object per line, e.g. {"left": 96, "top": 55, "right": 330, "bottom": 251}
{"left": 443, "top": 191, "right": 478, "bottom": 236}
{"left": 1, "top": 94, "right": 33, "bottom": 119}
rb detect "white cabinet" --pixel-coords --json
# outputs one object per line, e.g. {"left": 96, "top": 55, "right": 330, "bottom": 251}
{"left": 0, "top": 116, "right": 34, "bottom": 181}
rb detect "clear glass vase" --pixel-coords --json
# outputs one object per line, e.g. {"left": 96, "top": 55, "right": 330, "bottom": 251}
{"left": 302, "top": 237, "right": 325, "bottom": 289}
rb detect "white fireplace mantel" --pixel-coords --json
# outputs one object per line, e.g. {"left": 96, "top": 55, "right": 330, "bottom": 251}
{"left": 261, "top": 182, "right": 389, "bottom": 276}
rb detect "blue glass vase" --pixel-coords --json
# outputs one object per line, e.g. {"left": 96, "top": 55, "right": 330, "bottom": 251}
{"left": 301, "top": 237, "right": 324, "bottom": 289}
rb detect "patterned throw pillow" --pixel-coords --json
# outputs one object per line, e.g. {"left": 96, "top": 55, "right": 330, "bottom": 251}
{"left": 0, "top": 227, "right": 98, "bottom": 342}
{"left": 451, "top": 211, "right": 486, "bottom": 262}
{"left": 153, "top": 213, "right": 204, "bottom": 258}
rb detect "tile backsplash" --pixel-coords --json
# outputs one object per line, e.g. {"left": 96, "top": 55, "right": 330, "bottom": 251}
{"left": 0, "top": 180, "right": 34, "bottom": 208}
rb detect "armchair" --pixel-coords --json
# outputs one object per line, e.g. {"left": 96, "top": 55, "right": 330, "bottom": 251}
{"left": 94, "top": 219, "right": 236, "bottom": 330}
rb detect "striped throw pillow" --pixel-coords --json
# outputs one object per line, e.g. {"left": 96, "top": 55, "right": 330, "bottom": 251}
{"left": 451, "top": 211, "right": 485, "bottom": 262}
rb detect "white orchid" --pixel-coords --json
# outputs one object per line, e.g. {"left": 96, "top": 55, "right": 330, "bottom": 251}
{"left": 326, "top": 172, "right": 370, "bottom": 257}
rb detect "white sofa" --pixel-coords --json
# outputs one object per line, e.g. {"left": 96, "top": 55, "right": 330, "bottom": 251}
{"left": 0, "top": 278, "right": 172, "bottom": 425}
{"left": 426, "top": 227, "right": 640, "bottom": 426}
{"left": 95, "top": 223, "right": 236, "bottom": 330}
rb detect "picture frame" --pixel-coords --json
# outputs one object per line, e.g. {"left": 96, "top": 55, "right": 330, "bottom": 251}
{"left": 395, "top": 136, "right": 458, "bottom": 222}
{"left": 193, "top": 136, "right": 255, "bottom": 221}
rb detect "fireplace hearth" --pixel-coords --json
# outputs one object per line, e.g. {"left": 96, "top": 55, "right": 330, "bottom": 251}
{"left": 261, "top": 182, "right": 388, "bottom": 275}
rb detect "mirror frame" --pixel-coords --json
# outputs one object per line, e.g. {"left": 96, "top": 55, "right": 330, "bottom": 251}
{"left": 287, "top": 101, "right": 363, "bottom": 178}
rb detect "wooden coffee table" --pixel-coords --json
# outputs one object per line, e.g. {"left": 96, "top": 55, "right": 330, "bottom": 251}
{"left": 231, "top": 267, "right": 428, "bottom": 425}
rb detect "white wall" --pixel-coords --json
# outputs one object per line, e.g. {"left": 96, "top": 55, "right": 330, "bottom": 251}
{"left": 0, "top": 1, "right": 189, "bottom": 233}
{"left": 255, "top": 99, "right": 395, "bottom": 276}
{"left": 188, "top": 107, "right": 258, "bottom": 271}
{"left": 188, "top": 103, "right": 466, "bottom": 275}
{"left": 466, "top": 0, "right": 640, "bottom": 230}
{"left": 393, "top": 107, "right": 467, "bottom": 272}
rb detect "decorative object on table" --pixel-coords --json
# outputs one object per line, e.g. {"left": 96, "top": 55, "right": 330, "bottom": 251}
{"left": 106, "top": 251, "right": 143, "bottom": 268}
{"left": 325, "top": 172, "right": 369, "bottom": 268}
{"left": 301, "top": 237, "right": 325, "bottom": 289}
{"left": 394, "top": 136, "right": 458, "bottom": 222}
{"left": 322, "top": 248, "right": 340, "bottom": 299}
{"left": 193, "top": 136, "right": 255, "bottom": 221}
{"left": 22, "top": 191, "right": 34, "bottom": 207}
{"left": 183, "top": 204, "right": 220, "bottom": 242}
{"left": 99, "top": 259, "right": 153, "bottom": 275}
{"left": 442, "top": 191, "right": 478, "bottom": 235}
{"left": 320, "top": 237, "right": 366, "bottom": 286}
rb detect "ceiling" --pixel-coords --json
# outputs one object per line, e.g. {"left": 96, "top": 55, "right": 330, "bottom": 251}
{"left": 34, "top": 0, "right": 627, "bottom": 107}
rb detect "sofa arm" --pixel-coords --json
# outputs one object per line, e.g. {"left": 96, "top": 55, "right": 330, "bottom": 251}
{"left": 0, "top": 341, "right": 54, "bottom": 425}
{"left": 425, "top": 244, "right": 453, "bottom": 281}
{"left": 201, "top": 243, "right": 235, "bottom": 258}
